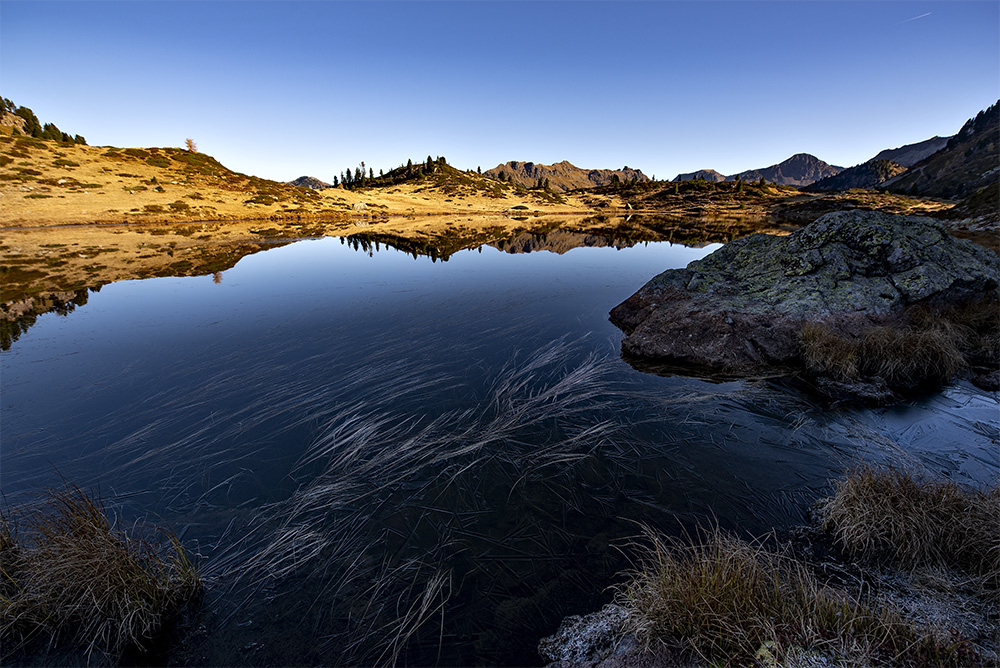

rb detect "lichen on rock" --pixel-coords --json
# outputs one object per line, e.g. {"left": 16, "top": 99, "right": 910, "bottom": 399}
{"left": 610, "top": 211, "right": 999, "bottom": 401}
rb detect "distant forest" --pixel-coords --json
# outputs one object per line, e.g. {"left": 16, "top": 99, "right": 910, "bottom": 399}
{"left": 0, "top": 96, "right": 87, "bottom": 145}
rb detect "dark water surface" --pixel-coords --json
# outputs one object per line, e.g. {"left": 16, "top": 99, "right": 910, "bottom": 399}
{"left": 2, "top": 233, "right": 997, "bottom": 665}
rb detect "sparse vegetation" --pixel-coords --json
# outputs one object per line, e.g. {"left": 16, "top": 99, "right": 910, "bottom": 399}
{"left": 620, "top": 525, "right": 963, "bottom": 666}
{"left": 0, "top": 484, "right": 201, "bottom": 660}
{"left": 819, "top": 465, "right": 1000, "bottom": 589}
{"left": 799, "top": 301, "right": 999, "bottom": 390}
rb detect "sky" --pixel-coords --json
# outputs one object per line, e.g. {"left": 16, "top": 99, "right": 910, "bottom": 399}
{"left": 1, "top": 1, "right": 997, "bottom": 182}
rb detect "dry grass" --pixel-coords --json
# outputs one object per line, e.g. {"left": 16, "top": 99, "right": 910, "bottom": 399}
{"left": 799, "top": 301, "right": 999, "bottom": 389}
{"left": 620, "top": 526, "right": 971, "bottom": 666}
{"left": 819, "top": 465, "right": 1000, "bottom": 590}
{"left": 0, "top": 484, "right": 201, "bottom": 660}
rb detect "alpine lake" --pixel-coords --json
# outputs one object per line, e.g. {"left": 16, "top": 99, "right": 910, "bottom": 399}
{"left": 2, "top": 214, "right": 997, "bottom": 666}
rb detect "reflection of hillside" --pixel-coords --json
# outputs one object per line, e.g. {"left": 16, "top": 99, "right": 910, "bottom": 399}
{"left": 578, "top": 214, "right": 792, "bottom": 247}
{"left": 345, "top": 215, "right": 790, "bottom": 261}
{"left": 1, "top": 289, "right": 93, "bottom": 351}
{"left": 1, "top": 235, "right": 292, "bottom": 351}
{"left": 2, "top": 214, "right": 794, "bottom": 350}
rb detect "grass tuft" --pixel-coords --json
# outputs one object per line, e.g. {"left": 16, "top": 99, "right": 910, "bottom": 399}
{"left": 800, "top": 300, "right": 998, "bottom": 389}
{"left": 819, "top": 465, "right": 1000, "bottom": 589}
{"left": 0, "top": 484, "right": 201, "bottom": 660}
{"left": 619, "top": 525, "right": 968, "bottom": 665}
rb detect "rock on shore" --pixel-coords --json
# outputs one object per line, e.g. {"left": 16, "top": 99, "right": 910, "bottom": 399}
{"left": 609, "top": 211, "right": 999, "bottom": 394}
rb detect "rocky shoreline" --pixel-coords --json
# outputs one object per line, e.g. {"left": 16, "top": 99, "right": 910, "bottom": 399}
{"left": 610, "top": 210, "right": 1000, "bottom": 403}
{"left": 538, "top": 519, "right": 999, "bottom": 668}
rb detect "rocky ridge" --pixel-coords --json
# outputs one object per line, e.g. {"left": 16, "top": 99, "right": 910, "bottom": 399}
{"left": 883, "top": 101, "right": 999, "bottom": 200}
{"left": 671, "top": 169, "right": 725, "bottom": 183}
{"left": 872, "top": 135, "right": 950, "bottom": 168}
{"left": 803, "top": 159, "right": 907, "bottom": 192}
{"left": 484, "top": 161, "right": 648, "bottom": 193}
{"left": 672, "top": 154, "right": 842, "bottom": 187}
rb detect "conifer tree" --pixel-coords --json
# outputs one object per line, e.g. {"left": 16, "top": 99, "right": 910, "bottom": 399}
{"left": 15, "top": 106, "right": 42, "bottom": 137}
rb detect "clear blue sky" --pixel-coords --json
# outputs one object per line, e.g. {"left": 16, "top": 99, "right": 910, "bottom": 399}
{"left": 2, "top": 1, "right": 997, "bottom": 182}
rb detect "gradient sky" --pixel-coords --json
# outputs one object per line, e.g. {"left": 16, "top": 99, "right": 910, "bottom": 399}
{"left": 2, "top": 1, "right": 997, "bottom": 182}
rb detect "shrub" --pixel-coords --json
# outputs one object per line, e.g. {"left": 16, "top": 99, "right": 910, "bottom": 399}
{"left": 0, "top": 484, "right": 200, "bottom": 659}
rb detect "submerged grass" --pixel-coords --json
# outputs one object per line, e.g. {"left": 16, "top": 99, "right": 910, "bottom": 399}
{"left": 0, "top": 483, "right": 201, "bottom": 660}
{"left": 204, "top": 338, "right": 627, "bottom": 665}
{"left": 819, "top": 465, "right": 1000, "bottom": 590}
{"left": 620, "top": 525, "right": 973, "bottom": 666}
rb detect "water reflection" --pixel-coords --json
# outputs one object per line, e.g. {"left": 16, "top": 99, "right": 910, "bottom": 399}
{"left": 2, "top": 221, "right": 994, "bottom": 666}
{"left": 3, "top": 214, "right": 780, "bottom": 350}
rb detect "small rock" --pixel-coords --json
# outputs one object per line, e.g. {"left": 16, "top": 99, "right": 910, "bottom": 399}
{"left": 538, "top": 604, "right": 631, "bottom": 664}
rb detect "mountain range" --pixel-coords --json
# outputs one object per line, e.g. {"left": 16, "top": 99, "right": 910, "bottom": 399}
{"left": 805, "top": 136, "right": 952, "bottom": 192}
{"left": 673, "top": 153, "right": 842, "bottom": 187}
{"left": 882, "top": 102, "right": 998, "bottom": 200}
{"left": 483, "top": 160, "right": 648, "bottom": 193}
{"left": 872, "top": 136, "right": 950, "bottom": 167}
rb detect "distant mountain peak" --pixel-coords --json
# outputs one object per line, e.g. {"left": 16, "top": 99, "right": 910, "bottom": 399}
{"left": 287, "top": 175, "right": 331, "bottom": 189}
{"left": 484, "top": 160, "right": 648, "bottom": 192}
{"left": 729, "top": 153, "right": 842, "bottom": 187}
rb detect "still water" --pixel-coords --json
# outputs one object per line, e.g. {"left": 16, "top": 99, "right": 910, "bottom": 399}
{"left": 2, "top": 232, "right": 997, "bottom": 665}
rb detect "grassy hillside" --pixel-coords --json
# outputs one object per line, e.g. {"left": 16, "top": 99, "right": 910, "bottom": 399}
{"left": 0, "top": 135, "right": 344, "bottom": 226}
{"left": 0, "top": 138, "right": 601, "bottom": 228}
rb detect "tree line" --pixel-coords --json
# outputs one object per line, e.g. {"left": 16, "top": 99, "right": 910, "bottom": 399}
{"left": 1, "top": 96, "right": 87, "bottom": 144}
{"left": 335, "top": 155, "right": 448, "bottom": 189}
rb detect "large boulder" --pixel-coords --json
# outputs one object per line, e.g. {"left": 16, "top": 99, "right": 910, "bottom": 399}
{"left": 610, "top": 211, "right": 999, "bottom": 390}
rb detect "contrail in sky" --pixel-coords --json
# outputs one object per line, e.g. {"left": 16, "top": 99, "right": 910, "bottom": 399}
{"left": 902, "top": 12, "right": 932, "bottom": 23}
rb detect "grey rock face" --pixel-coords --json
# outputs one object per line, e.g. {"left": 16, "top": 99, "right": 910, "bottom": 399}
{"left": 610, "top": 211, "right": 999, "bottom": 375}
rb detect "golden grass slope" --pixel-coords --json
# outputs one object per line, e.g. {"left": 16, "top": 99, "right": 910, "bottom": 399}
{"left": 0, "top": 136, "right": 603, "bottom": 228}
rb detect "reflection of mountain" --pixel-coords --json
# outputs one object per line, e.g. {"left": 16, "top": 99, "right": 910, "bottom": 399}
{"left": 491, "top": 230, "right": 619, "bottom": 254}
{"left": 1, "top": 289, "right": 93, "bottom": 351}
{"left": 345, "top": 215, "right": 786, "bottom": 262}
{"left": 484, "top": 161, "right": 649, "bottom": 193}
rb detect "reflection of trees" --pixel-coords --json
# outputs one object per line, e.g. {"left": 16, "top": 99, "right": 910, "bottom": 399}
{"left": 343, "top": 232, "right": 484, "bottom": 263}
{"left": 342, "top": 216, "right": 781, "bottom": 262}
{"left": 1, "top": 288, "right": 94, "bottom": 351}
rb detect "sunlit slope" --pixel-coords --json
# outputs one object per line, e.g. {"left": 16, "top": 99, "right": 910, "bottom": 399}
{"left": 0, "top": 138, "right": 596, "bottom": 228}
